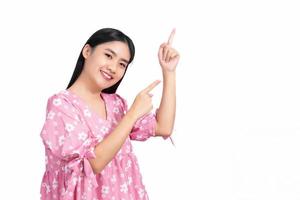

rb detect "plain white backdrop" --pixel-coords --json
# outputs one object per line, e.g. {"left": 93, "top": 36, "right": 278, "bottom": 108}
{"left": 0, "top": 0, "right": 300, "bottom": 199}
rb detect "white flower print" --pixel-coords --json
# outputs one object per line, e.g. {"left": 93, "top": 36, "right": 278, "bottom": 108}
{"left": 74, "top": 117, "right": 79, "bottom": 123}
{"left": 120, "top": 183, "right": 128, "bottom": 193}
{"left": 113, "top": 107, "right": 119, "bottom": 114}
{"left": 60, "top": 188, "right": 66, "bottom": 197}
{"left": 118, "top": 154, "right": 123, "bottom": 161}
{"left": 100, "top": 126, "right": 109, "bottom": 134}
{"left": 127, "top": 176, "right": 132, "bottom": 185}
{"left": 65, "top": 123, "right": 74, "bottom": 132}
{"left": 101, "top": 185, "right": 109, "bottom": 194}
{"left": 41, "top": 92, "right": 157, "bottom": 199}
{"left": 78, "top": 132, "right": 87, "bottom": 141}
{"left": 120, "top": 173, "right": 125, "bottom": 178}
{"left": 61, "top": 90, "right": 69, "bottom": 95}
{"left": 81, "top": 192, "right": 87, "bottom": 200}
{"left": 78, "top": 176, "right": 82, "bottom": 183}
{"left": 87, "top": 179, "right": 93, "bottom": 191}
{"left": 68, "top": 145, "right": 74, "bottom": 150}
{"left": 84, "top": 109, "right": 91, "bottom": 117}
{"left": 56, "top": 160, "right": 60, "bottom": 165}
{"left": 72, "top": 177, "right": 77, "bottom": 185}
{"left": 113, "top": 99, "right": 121, "bottom": 106}
{"left": 138, "top": 188, "right": 145, "bottom": 198}
{"left": 58, "top": 135, "right": 65, "bottom": 146}
{"left": 110, "top": 174, "right": 116, "bottom": 184}
{"left": 71, "top": 150, "right": 80, "bottom": 156}
{"left": 125, "top": 160, "right": 132, "bottom": 172}
{"left": 83, "top": 138, "right": 92, "bottom": 147}
{"left": 113, "top": 118, "right": 118, "bottom": 124}
{"left": 95, "top": 134, "right": 103, "bottom": 142}
{"left": 47, "top": 110, "right": 56, "bottom": 120}
{"left": 42, "top": 182, "right": 51, "bottom": 194}
{"left": 136, "top": 135, "right": 143, "bottom": 140}
{"left": 52, "top": 98, "right": 62, "bottom": 106}
{"left": 63, "top": 165, "right": 70, "bottom": 173}
{"left": 72, "top": 99, "right": 80, "bottom": 105}
{"left": 126, "top": 144, "right": 131, "bottom": 153}
{"left": 45, "top": 140, "right": 52, "bottom": 149}
{"left": 127, "top": 160, "right": 132, "bottom": 168}
{"left": 52, "top": 178, "right": 58, "bottom": 190}
{"left": 45, "top": 155, "right": 48, "bottom": 165}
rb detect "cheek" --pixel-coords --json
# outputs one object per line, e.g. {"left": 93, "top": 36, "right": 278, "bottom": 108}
{"left": 115, "top": 68, "right": 126, "bottom": 79}
{"left": 90, "top": 54, "right": 105, "bottom": 67}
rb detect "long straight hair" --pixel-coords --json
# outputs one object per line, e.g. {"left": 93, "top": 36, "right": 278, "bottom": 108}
{"left": 66, "top": 28, "right": 135, "bottom": 94}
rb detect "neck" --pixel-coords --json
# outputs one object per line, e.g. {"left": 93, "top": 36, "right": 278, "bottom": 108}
{"left": 68, "top": 73, "right": 102, "bottom": 101}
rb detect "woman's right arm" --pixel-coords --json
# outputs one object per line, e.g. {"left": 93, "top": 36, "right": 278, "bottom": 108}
{"left": 88, "top": 80, "right": 161, "bottom": 174}
{"left": 88, "top": 109, "right": 137, "bottom": 174}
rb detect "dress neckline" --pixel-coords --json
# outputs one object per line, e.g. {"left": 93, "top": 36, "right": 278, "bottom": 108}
{"left": 63, "top": 89, "right": 110, "bottom": 122}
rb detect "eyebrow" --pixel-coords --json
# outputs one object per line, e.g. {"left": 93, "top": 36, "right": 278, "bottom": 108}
{"left": 105, "top": 48, "right": 129, "bottom": 64}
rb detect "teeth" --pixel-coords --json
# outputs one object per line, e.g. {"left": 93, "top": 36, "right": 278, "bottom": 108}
{"left": 101, "top": 71, "right": 112, "bottom": 80}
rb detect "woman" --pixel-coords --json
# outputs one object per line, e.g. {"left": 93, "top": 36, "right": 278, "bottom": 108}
{"left": 40, "top": 28, "right": 179, "bottom": 199}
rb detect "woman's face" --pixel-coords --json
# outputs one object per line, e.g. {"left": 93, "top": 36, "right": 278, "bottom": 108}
{"left": 82, "top": 41, "right": 131, "bottom": 91}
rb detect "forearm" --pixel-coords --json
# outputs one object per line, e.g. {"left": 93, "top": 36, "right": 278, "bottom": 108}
{"left": 156, "top": 70, "right": 176, "bottom": 136}
{"left": 88, "top": 110, "right": 137, "bottom": 174}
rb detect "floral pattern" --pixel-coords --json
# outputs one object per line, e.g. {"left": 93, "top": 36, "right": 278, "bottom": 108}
{"left": 40, "top": 90, "right": 167, "bottom": 199}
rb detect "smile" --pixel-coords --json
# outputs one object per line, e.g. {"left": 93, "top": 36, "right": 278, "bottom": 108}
{"left": 100, "top": 70, "right": 113, "bottom": 80}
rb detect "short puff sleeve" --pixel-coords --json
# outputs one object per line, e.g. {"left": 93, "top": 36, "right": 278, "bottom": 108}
{"left": 40, "top": 94, "right": 98, "bottom": 197}
{"left": 114, "top": 94, "right": 158, "bottom": 141}
{"left": 40, "top": 94, "right": 96, "bottom": 160}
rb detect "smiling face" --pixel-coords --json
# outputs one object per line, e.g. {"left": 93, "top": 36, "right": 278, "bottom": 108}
{"left": 82, "top": 41, "right": 131, "bottom": 91}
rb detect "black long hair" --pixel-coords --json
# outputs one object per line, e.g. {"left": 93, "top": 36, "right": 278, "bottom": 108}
{"left": 66, "top": 28, "right": 135, "bottom": 94}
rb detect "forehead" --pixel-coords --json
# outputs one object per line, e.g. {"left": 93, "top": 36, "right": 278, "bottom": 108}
{"left": 95, "top": 41, "right": 130, "bottom": 60}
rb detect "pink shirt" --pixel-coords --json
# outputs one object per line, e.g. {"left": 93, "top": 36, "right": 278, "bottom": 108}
{"left": 40, "top": 90, "right": 172, "bottom": 200}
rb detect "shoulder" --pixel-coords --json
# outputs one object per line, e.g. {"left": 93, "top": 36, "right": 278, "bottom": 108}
{"left": 45, "top": 90, "right": 79, "bottom": 116}
{"left": 46, "top": 90, "right": 71, "bottom": 106}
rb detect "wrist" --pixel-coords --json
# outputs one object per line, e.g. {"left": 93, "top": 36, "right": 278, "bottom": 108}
{"left": 162, "top": 69, "right": 176, "bottom": 76}
{"left": 162, "top": 70, "right": 176, "bottom": 81}
{"left": 125, "top": 109, "right": 138, "bottom": 122}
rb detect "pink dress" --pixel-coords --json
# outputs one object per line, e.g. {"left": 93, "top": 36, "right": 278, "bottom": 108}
{"left": 40, "top": 89, "right": 171, "bottom": 200}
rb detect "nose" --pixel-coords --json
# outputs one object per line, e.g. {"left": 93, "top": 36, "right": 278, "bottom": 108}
{"left": 107, "top": 62, "right": 118, "bottom": 74}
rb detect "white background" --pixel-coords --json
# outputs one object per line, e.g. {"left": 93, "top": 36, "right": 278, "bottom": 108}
{"left": 0, "top": 0, "right": 300, "bottom": 199}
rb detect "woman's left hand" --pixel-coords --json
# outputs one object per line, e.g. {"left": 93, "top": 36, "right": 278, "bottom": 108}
{"left": 158, "top": 28, "right": 180, "bottom": 72}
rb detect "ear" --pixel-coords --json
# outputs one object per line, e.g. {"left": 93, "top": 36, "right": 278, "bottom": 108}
{"left": 82, "top": 44, "right": 92, "bottom": 59}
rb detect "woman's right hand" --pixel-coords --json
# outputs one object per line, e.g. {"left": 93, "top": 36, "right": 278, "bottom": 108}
{"left": 128, "top": 80, "right": 161, "bottom": 120}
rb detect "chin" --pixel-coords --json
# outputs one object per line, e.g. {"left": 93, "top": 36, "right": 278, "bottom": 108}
{"left": 98, "top": 80, "right": 116, "bottom": 90}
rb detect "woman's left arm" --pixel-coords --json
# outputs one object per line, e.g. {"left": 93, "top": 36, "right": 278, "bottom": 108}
{"left": 155, "top": 29, "right": 180, "bottom": 137}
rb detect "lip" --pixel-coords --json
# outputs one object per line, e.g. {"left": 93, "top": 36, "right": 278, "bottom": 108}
{"left": 100, "top": 70, "right": 113, "bottom": 80}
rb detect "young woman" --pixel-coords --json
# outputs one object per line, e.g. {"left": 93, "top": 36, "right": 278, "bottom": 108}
{"left": 40, "top": 28, "right": 179, "bottom": 200}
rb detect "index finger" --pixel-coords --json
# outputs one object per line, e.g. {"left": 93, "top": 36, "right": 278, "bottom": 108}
{"left": 142, "top": 80, "right": 161, "bottom": 93}
{"left": 167, "top": 28, "right": 176, "bottom": 45}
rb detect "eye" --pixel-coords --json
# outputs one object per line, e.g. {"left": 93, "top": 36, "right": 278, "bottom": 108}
{"left": 105, "top": 53, "right": 112, "bottom": 59}
{"left": 120, "top": 63, "right": 127, "bottom": 68}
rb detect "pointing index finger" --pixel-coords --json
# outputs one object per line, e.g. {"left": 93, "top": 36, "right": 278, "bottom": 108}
{"left": 167, "top": 28, "right": 176, "bottom": 45}
{"left": 143, "top": 80, "right": 161, "bottom": 93}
